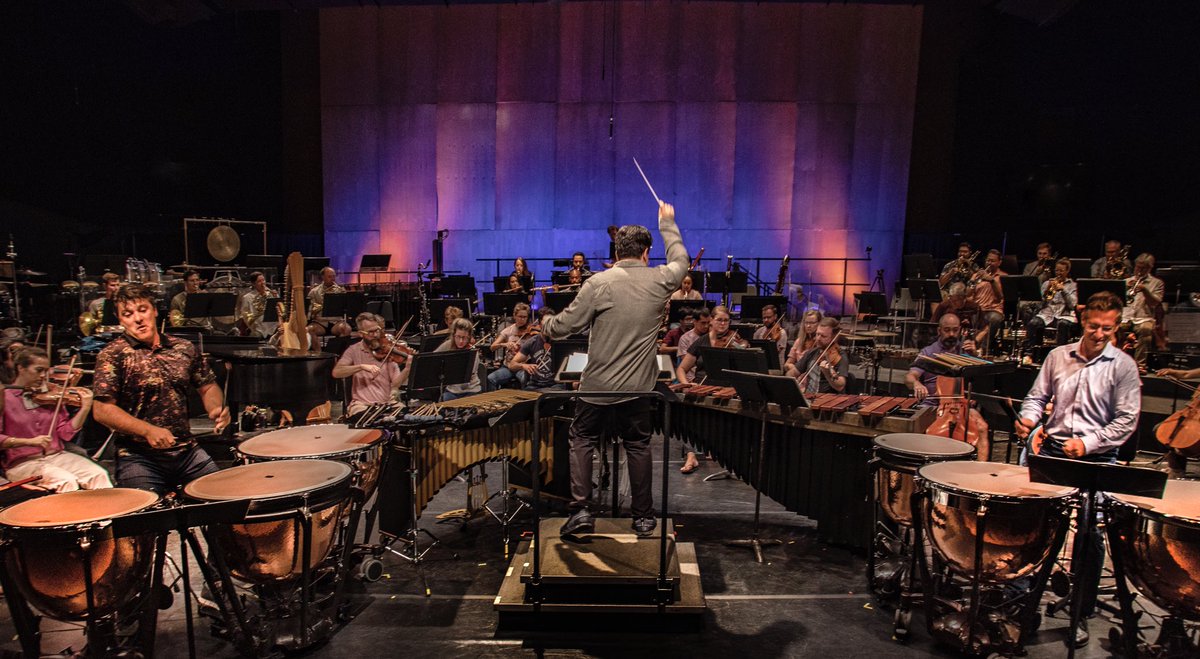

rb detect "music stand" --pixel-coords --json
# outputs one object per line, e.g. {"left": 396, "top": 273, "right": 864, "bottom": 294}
{"left": 1076, "top": 278, "right": 1125, "bottom": 305}
{"left": 1001, "top": 275, "right": 1044, "bottom": 317}
{"left": 1028, "top": 455, "right": 1166, "bottom": 659}
{"left": 550, "top": 337, "right": 590, "bottom": 375}
{"left": 906, "top": 278, "right": 943, "bottom": 320}
{"left": 854, "top": 291, "right": 888, "bottom": 319}
{"left": 407, "top": 349, "right": 475, "bottom": 402}
{"left": 427, "top": 298, "right": 472, "bottom": 330}
{"left": 1069, "top": 258, "right": 1093, "bottom": 281}
{"left": 697, "top": 346, "right": 768, "bottom": 386}
{"left": 543, "top": 291, "right": 577, "bottom": 312}
{"left": 321, "top": 292, "right": 367, "bottom": 319}
{"left": 740, "top": 295, "right": 787, "bottom": 321}
{"left": 483, "top": 293, "right": 525, "bottom": 317}
{"left": 707, "top": 271, "right": 748, "bottom": 307}
{"left": 419, "top": 334, "right": 448, "bottom": 352}
{"left": 262, "top": 297, "right": 281, "bottom": 323}
{"left": 687, "top": 270, "right": 707, "bottom": 294}
{"left": 433, "top": 275, "right": 476, "bottom": 300}
{"left": 183, "top": 292, "right": 237, "bottom": 320}
{"left": 903, "top": 253, "right": 936, "bottom": 280}
{"left": 359, "top": 254, "right": 391, "bottom": 271}
{"left": 556, "top": 353, "right": 674, "bottom": 383}
{"left": 668, "top": 299, "right": 714, "bottom": 324}
{"left": 747, "top": 339, "right": 782, "bottom": 371}
{"left": 721, "top": 369, "right": 807, "bottom": 562}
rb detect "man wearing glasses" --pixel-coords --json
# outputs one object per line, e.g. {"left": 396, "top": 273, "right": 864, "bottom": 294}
{"left": 1013, "top": 291, "right": 1141, "bottom": 648}
{"left": 332, "top": 312, "right": 410, "bottom": 416}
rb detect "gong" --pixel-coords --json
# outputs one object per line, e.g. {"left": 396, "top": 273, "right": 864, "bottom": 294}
{"left": 207, "top": 225, "right": 241, "bottom": 263}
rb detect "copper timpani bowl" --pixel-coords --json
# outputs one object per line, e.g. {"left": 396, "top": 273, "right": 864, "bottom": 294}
{"left": 918, "top": 461, "right": 1076, "bottom": 583}
{"left": 873, "top": 433, "right": 976, "bottom": 526}
{"left": 236, "top": 424, "right": 385, "bottom": 498}
{"left": 184, "top": 460, "right": 352, "bottom": 584}
{"left": 1108, "top": 480, "right": 1200, "bottom": 619}
{"left": 0, "top": 488, "right": 160, "bottom": 621}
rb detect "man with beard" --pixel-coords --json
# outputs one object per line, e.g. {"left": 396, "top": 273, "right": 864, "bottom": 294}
{"left": 905, "top": 313, "right": 978, "bottom": 404}
{"left": 332, "top": 312, "right": 410, "bottom": 416}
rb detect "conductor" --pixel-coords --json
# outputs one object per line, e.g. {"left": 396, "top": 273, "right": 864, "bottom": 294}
{"left": 543, "top": 203, "right": 689, "bottom": 538}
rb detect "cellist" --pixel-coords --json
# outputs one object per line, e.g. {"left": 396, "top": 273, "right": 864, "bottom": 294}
{"left": 905, "top": 313, "right": 977, "bottom": 404}
{"left": 1155, "top": 365, "right": 1200, "bottom": 478}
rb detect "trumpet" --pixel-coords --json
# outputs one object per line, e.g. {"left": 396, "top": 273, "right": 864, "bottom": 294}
{"left": 1104, "top": 245, "right": 1130, "bottom": 279}
{"left": 1126, "top": 275, "right": 1145, "bottom": 305}
{"left": 1033, "top": 253, "right": 1059, "bottom": 277}
{"left": 955, "top": 250, "right": 980, "bottom": 276}
{"left": 1044, "top": 276, "right": 1066, "bottom": 303}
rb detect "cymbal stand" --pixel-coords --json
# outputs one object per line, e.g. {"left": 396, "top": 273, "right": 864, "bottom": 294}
{"left": 484, "top": 455, "right": 528, "bottom": 560}
{"left": 725, "top": 402, "right": 782, "bottom": 563}
{"left": 379, "top": 436, "right": 457, "bottom": 596}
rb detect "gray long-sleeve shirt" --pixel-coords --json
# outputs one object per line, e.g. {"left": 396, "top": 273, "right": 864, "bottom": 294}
{"left": 542, "top": 214, "right": 689, "bottom": 404}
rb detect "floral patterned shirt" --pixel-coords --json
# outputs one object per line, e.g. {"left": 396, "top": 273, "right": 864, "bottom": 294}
{"left": 93, "top": 333, "right": 215, "bottom": 450}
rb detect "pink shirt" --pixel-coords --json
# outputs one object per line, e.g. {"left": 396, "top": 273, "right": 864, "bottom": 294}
{"left": 1, "top": 389, "right": 78, "bottom": 470}
{"left": 336, "top": 341, "right": 402, "bottom": 409}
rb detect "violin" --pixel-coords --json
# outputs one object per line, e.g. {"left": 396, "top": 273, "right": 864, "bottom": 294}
{"left": 27, "top": 382, "right": 88, "bottom": 407}
{"left": 370, "top": 334, "right": 417, "bottom": 365}
{"left": 797, "top": 332, "right": 842, "bottom": 391}
{"left": 714, "top": 329, "right": 748, "bottom": 349}
{"left": 1156, "top": 379, "right": 1200, "bottom": 457}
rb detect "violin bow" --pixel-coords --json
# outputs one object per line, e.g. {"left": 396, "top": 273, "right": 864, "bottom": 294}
{"left": 44, "top": 354, "right": 78, "bottom": 454}
{"left": 799, "top": 329, "right": 841, "bottom": 388}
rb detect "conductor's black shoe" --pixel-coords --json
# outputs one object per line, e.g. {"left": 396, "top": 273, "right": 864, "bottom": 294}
{"left": 560, "top": 509, "right": 594, "bottom": 536}
{"left": 632, "top": 517, "right": 657, "bottom": 537}
{"left": 1072, "top": 619, "right": 1089, "bottom": 648}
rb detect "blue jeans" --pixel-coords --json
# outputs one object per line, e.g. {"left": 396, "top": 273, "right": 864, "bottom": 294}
{"left": 487, "top": 366, "right": 527, "bottom": 390}
{"left": 116, "top": 444, "right": 219, "bottom": 496}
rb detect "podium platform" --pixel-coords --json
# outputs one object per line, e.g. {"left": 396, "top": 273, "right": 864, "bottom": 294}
{"left": 494, "top": 518, "right": 706, "bottom": 623}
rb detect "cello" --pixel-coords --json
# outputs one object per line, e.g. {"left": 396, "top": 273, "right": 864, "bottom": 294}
{"left": 1155, "top": 378, "right": 1200, "bottom": 457}
{"left": 924, "top": 323, "right": 989, "bottom": 460}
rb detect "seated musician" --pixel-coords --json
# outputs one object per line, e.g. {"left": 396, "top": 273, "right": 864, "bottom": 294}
{"left": 1026, "top": 258, "right": 1078, "bottom": 350}
{"left": 752, "top": 304, "right": 788, "bottom": 364}
{"left": 554, "top": 268, "right": 583, "bottom": 292}
{"left": 331, "top": 312, "right": 410, "bottom": 416}
{"left": 905, "top": 313, "right": 977, "bottom": 403}
{"left": 675, "top": 305, "right": 748, "bottom": 384}
{"left": 487, "top": 303, "right": 535, "bottom": 389}
{"left": 92, "top": 284, "right": 230, "bottom": 494}
{"left": 1, "top": 347, "right": 111, "bottom": 492}
{"left": 0, "top": 337, "right": 27, "bottom": 385}
{"left": 670, "top": 274, "right": 702, "bottom": 301}
{"left": 1014, "top": 291, "right": 1141, "bottom": 647}
{"left": 87, "top": 272, "right": 122, "bottom": 328}
{"left": 434, "top": 318, "right": 482, "bottom": 401}
{"left": 933, "top": 283, "right": 983, "bottom": 342}
{"left": 307, "top": 266, "right": 347, "bottom": 341}
{"left": 784, "top": 317, "right": 847, "bottom": 395}
{"left": 169, "top": 269, "right": 213, "bottom": 331}
{"left": 938, "top": 242, "right": 979, "bottom": 290}
{"left": 507, "top": 309, "right": 562, "bottom": 391}
{"left": 783, "top": 309, "right": 822, "bottom": 374}
{"left": 433, "top": 305, "right": 464, "bottom": 336}
{"left": 1022, "top": 242, "right": 1056, "bottom": 283}
{"left": 511, "top": 257, "right": 535, "bottom": 288}
{"left": 505, "top": 274, "right": 533, "bottom": 303}
{"left": 1121, "top": 253, "right": 1164, "bottom": 369}
{"left": 966, "top": 249, "right": 1006, "bottom": 354}
{"left": 571, "top": 251, "right": 591, "bottom": 275}
{"left": 237, "top": 271, "right": 278, "bottom": 338}
{"left": 674, "top": 308, "right": 711, "bottom": 382}
{"left": 1091, "top": 239, "right": 1132, "bottom": 278}
{"left": 660, "top": 308, "right": 695, "bottom": 356}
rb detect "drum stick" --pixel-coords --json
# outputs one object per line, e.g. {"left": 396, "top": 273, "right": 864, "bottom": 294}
{"left": 632, "top": 157, "right": 662, "bottom": 205}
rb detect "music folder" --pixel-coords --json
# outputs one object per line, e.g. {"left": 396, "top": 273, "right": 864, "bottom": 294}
{"left": 555, "top": 352, "right": 674, "bottom": 383}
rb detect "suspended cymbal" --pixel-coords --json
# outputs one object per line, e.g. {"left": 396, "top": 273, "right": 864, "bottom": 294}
{"left": 840, "top": 333, "right": 877, "bottom": 343}
{"left": 17, "top": 268, "right": 46, "bottom": 277}
{"left": 860, "top": 329, "right": 898, "bottom": 338}
{"left": 207, "top": 225, "right": 241, "bottom": 263}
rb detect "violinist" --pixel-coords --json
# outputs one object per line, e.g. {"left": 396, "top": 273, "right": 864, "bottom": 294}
{"left": 783, "top": 310, "right": 822, "bottom": 373}
{"left": 486, "top": 303, "right": 535, "bottom": 390}
{"left": 752, "top": 304, "right": 788, "bottom": 364}
{"left": 1155, "top": 366, "right": 1200, "bottom": 478}
{"left": 675, "top": 305, "right": 747, "bottom": 384}
{"left": 1014, "top": 291, "right": 1141, "bottom": 647}
{"left": 507, "top": 308, "right": 562, "bottom": 391}
{"left": 674, "top": 308, "right": 711, "bottom": 382}
{"left": 1, "top": 347, "right": 110, "bottom": 492}
{"left": 905, "top": 313, "right": 977, "bottom": 404}
{"left": 434, "top": 318, "right": 482, "bottom": 401}
{"left": 1025, "top": 258, "right": 1078, "bottom": 350}
{"left": 332, "top": 312, "right": 409, "bottom": 416}
{"left": 785, "top": 317, "right": 846, "bottom": 395}
{"left": 91, "top": 283, "right": 229, "bottom": 495}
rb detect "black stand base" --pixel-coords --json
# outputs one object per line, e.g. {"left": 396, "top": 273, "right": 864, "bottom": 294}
{"left": 725, "top": 536, "right": 783, "bottom": 564}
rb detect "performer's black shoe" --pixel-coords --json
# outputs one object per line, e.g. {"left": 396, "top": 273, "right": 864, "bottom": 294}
{"left": 632, "top": 517, "right": 657, "bottom": 537}
{"left": 560, "top": 509, "right": 594, "bottom": 536}
{"left": 1071, "top": 618, "right": 1089, "bottom": 648}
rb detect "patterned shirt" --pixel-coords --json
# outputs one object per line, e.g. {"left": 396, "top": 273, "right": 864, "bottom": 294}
{"left": 93, "top": 333, "right": 215, "bottom": 450}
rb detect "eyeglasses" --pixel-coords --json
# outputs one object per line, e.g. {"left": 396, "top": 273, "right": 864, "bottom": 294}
{"left": 361, "top": 327, "right": 383, "bottom": 336}
{"left": 712, "top": 317, "right": 730, "bottom": 323}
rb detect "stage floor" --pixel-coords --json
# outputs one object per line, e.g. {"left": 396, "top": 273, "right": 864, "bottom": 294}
{"left": 1, "top": 433, "right": 1176, "bottom": 658}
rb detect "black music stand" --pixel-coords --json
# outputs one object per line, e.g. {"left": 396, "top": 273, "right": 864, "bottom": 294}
{"left": 906, "top": 278, "right": 943, "bottom": 320}
{"left": 707, "top": 271, "right": 748, "bottom": 307}
{"left": 321, "top": 292, "right": 367, "bottom": 319}
{"left": 696, "top": 346, "right": 768, "bottom": 386}
{"left": 359, "top": 253, "right": 391, "bottom": 271}
{"left": 408, "top": 349, "right": 475, "bottom": 402}
{"left": 1001, "top": 275, "right": 1044, "bottom": 318}
{"left": 483, "top": 292, "right": 525, "bottom": 317}
{"left": 1069, "top": 258, "right": 1093, "bottom": 281}
{"left": 740, "top": 295, "right": 786, "bottom": 321}
{"left": 183, "top": 292, "right": 237, "bottom": 320}
{"left": 550, "top": 337, "right": 590, "bottom": 376}
{"left": 687, "top": 269, "right": 707, "bottom": 294}
{"left": 854, "top": 291, "right": 888, "bottom": 319}
{"left": 668, "top": 299, "right": 714, "bottom": 324}
{"left": 427, "top": 297, "right": 472, "bottom": 330}
{"left": 543, "top": 291, "right": 577, "bottom": 312}
{"left": 722, "top": 370, "right": 807, "bottom": 562}
{"left": 1027, "top": 454, "right": 1167, "bottom": 658}
{"left": 261, "top": 297, "right": 281, "bottom": 323}
{"left": 433, "top": 275, "right": 476, "bottom": 300}
{"left": 903, "top": 253, "right": 936, "bottom": 280}
{"left": 747, "top": 339, "right": 782, "bottom": 371}
{"left": 1076, "top": 278, "right": 1125, "bottom": 304}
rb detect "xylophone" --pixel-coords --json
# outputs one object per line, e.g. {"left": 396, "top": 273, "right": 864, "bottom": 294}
{"left": 808, "top": 393, "right": 920, "bottom": 422}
